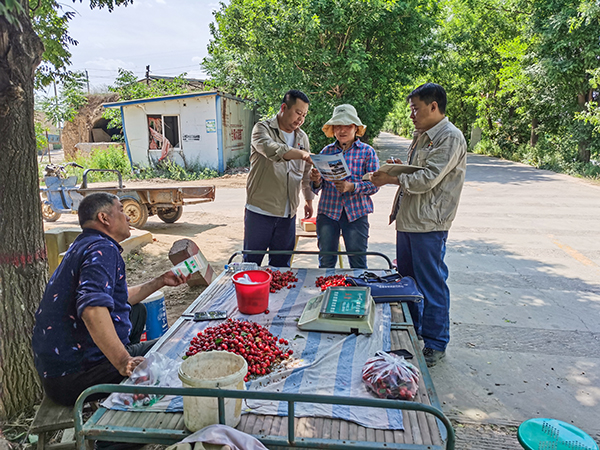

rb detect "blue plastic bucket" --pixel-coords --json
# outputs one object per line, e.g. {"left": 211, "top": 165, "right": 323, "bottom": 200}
{"left": 142, "top": 290, "right": 168, "bottom": 340}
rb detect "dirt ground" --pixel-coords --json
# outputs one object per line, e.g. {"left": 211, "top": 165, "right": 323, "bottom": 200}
{"left": 43, "top": 173, "right": 248, "bottom": 326}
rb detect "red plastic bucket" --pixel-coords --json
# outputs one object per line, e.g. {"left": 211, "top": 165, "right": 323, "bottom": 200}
{"left": 232, "top": 270, "right": 272, "bottom": 314}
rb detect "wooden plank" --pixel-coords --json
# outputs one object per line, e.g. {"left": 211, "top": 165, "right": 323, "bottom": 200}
{"left": 320, "top": 418, "right": 332, "bottom": 440}
{"left": 95, "top": 409, "right": 117, "bottom": 427}
{"left": 339, "top": 419, "right": 349, "bottom": 441}
{"left": 348, "top": 422, "right": 358, "bottom": 441}
{"left": 268, "top": 416, "right": 283, "bottom": 437}
{"left": 243, "top": 413, "right": 258, "bottom": 435}
{"left": 407, "top": 411, "right": 424, "bottom": 445}
{"left": 393, "top": 427, "right": 405, "bottom": 444}
{"left": 312, "top": 417, "right": 325, "bottom": 441}
{"left": 416, "top": 411, "right": 433, "bottom": 445}
{"left": 31, "top": 397, "right": 74, "bottom": 433}
{"left": 238, "top": 414, "right": 249, "bottom": 431}
{"left": 175, "top": 414, "right": 186, "bottom": 430}
{"left": 357, "top": 425, "right": 366, "bottom": 442}
{"left": 145, "top": 412, "right": 168, "bottom": 429}
{"left": 426, "top": 414, "right": 443, "bottom": 446}
{"left": 259, "top": 414, "right": 274, "bottom": 437}
{"left": 252, "top": 414, "right": 268, "bottom": 435}
{"left": 165, "top": 413, "right": 183, "bottom": 430}
{"left": 384, "top": 429, "right": 395, "bottom": 443}
{"left": 375, "top": 428, "right": 385, "bottom": 443}
{"left": 365, "top": 426, "right": 376, "bottom": 443}
{"left": 330, "top": 419, "right": 340, "bottom": 441}
{"left": 401, "top": 410, "right": 414, "bottom": 444}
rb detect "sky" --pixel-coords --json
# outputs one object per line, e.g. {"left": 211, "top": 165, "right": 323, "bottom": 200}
{"left": 60, "top": 0, "right": 221, "bottom": 92}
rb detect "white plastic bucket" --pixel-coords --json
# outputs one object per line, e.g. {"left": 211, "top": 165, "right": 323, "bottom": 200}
{"left": 178, "top": 351, "right": 248, "bottom": 432}
{"left": 142, "top": 290, "right": 168, "bottom": 340}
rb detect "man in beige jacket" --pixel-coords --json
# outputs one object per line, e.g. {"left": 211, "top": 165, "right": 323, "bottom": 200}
{"left": 244, "top": 90, "right": 314, "bottom": 267}
{"left": 372, "top": 83, "right": 467, "bottom": 367}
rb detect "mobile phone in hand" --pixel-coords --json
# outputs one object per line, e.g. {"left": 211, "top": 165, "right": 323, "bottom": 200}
{"left": 387, "top": 349, "right": 413, "bottom": 359}
{"left": 193, "top": 311, "right": 227, "bottom": 321}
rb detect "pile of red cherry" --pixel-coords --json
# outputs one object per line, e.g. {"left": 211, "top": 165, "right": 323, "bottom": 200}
{"left": 184, "top": 318, "right": 293, "bottom": 382}
{"left": 315, "top": 274, "right": 350, "bottom": 291}
{"left": 264, "top": 268, "right": 298, "bottom": 293}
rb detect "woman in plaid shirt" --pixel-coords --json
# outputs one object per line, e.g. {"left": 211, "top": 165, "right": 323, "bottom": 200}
{"left": 310, "top": 104, "right": 380, "bottom": 268}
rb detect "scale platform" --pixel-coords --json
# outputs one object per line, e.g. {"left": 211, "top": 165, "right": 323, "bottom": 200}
{"left": 298, "top": 286, "right": 375, "bottom": 335}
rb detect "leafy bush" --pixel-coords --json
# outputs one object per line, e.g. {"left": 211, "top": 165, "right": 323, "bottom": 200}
{"left": 35, "top": 122, "right": 49, "bottom": 152}
{"left": 65, "top": 145, "right": 132, "bottom": 182}
{"left": 132, "top": 159, "right": 219, "bottom": 181}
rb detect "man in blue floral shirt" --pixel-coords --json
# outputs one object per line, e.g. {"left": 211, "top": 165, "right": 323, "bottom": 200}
{"left": 32, "top": 193, "right": 187, "bottom": 406}
{"left": 310, "top": 104, "right": 379, "bottom": 268}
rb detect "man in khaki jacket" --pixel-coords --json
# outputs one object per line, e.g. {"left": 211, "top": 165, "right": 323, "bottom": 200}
{"left": 244, "top": 90, "right": 314, "bottom": 267}
{"left": 372, "top": 83, "right": 467, "bottom": 367}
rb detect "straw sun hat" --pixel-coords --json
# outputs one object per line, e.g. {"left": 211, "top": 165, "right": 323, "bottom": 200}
{"left": 321, "top": 104, "right": 367, "bottom": 138}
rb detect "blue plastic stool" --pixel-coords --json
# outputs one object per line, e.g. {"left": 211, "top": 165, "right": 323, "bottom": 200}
{"left": 518, "top": 418, "right": 598, "bottom": 450}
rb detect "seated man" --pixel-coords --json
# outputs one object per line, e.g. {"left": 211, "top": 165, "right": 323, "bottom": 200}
{"left": 32, "top": 192, "right": 188, "bottom": 406}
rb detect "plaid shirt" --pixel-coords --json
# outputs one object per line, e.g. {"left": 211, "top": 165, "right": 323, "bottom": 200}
{"left": 312, "top": 139, "right": 379, "bottom": 222}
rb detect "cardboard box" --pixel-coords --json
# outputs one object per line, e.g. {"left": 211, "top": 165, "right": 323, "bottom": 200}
{"left": 301, "top": 218, "right": 317, "bottom": 232}
{"left": 168, "top": 239, "right": 215, "bottom": 286}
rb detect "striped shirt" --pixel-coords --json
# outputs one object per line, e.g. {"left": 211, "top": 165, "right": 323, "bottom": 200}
{"left": 312, "top": 139, "right": 379, "bottom": 222}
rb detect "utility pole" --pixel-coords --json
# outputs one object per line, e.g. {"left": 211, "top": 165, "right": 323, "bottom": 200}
{"left": 145, "top": 65, "right": 150, "bottom": 85}
{"left": 53, "top": 80, "right": 62, "bottom": 147}
{"left": 85, "top": 70, "right": 90, "bottom": 94}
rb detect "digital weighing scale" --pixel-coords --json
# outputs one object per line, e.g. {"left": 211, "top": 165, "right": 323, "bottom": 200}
{"left": 298, "top": 286, "right": 375, "bottom": 334}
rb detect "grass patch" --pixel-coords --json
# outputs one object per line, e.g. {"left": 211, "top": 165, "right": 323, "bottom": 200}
{"left": 38, "top": 146, "right": 220, "bottom": 184}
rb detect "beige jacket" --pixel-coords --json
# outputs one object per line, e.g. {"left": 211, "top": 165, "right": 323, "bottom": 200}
{"left": 246, "top": 116, "right": 314, "bottom": 217}
{"left": 394, "top": 117, "right": 467, "bottom": 232}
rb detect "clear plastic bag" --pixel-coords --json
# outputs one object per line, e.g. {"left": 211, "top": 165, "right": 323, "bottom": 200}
{"left": 362, "top": 351, "right": 420, "bottom": 400}
{"left": 112, "top": 352, "right": 182, "bottom": 409}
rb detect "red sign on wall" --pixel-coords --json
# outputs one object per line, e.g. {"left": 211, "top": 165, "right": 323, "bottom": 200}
{"left": 230, "top": 128, "right": 243, "bottom": 141}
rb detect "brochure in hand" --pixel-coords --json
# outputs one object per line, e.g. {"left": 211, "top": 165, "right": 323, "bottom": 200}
{"left": 311, "top": 153, "right": 351, "bottom": 181}
{"left": 362, "top": 163, "right": 423, "bottom": 181}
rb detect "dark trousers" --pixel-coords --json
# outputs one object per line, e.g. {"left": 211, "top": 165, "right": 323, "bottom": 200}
{"left": 42, "top": 303, "right": 157, "bottom": 407}
{"left": 396, "top": 231, "right": 450, "bottom": 352}
{"left": 243, "top": 208, "right": 296, "bottom": 267}
{"left": 316, "top": 211, "right": 369, "bottom": 269}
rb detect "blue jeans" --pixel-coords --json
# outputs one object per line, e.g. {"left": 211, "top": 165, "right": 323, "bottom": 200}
{"left": 396, "top": 231, "right": 450, "bottom": 351}
{"left": 243, "top": 209, "right": 295, "bottom": 267}
{"left": 317, "top": 211, "right": 369, "bottom": 268}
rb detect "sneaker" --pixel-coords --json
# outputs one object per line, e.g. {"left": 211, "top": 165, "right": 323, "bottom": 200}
{"left": 423, "top": 347, "right": 446, "bottom": 367}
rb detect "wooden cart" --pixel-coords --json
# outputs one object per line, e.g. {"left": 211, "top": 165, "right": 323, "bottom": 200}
{"left": 74, "top": 253, "right": 455, "bottom": 449}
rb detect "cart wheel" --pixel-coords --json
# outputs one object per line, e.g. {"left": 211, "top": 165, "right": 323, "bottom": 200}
{"left": 122, "top": 199, "right": 149, "bottom": 228}
{"left": 157, "top": 206, "right": 183, "bottom": 223}
{"left": 41, "top": 201, "right": 61, "bottom": 222}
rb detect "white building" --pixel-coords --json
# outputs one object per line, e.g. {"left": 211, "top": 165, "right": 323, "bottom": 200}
{"left": 104, "top": 92, "right": 257, "bottom": 173}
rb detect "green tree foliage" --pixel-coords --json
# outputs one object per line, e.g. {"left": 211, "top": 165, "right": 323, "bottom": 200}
{"left": 39, "top": 71, "right": 88, "bottom": 127}
{"left": 203, "top": 0, "right": 438, "bottom": 150}
{"left": 576, "top": 68, "right": 600, "bottom": 135}
{"left": 102, "top": 68, "right": 191, "bottom": 139}
{"left": 384, "top": 0, "right": 600, "bottom": 171}
{"left": 35, "top": 121, "right": 49, "bottom": 151}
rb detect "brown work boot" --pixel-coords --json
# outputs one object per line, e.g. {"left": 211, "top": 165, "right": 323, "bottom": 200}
{"left": 423, "top": 347, "right": 446, "bottom": 367}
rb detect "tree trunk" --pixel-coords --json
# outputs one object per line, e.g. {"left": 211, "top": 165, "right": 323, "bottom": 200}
{"left": 0, "top": 8, "right": 47, "bottom": 420}
{"left": 530, "top": 117, "right": 539, "bottom": 147}
{"left": 576, "top": 93, "right": 590, "bottom": 163}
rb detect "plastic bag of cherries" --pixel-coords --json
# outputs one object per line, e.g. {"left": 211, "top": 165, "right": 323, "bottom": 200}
{"left": 362, "top": 351, "right": 420, "bottom": 400}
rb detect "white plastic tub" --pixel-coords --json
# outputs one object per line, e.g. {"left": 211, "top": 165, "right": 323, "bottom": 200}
{"left": 178, "top": 351, "right": 248, "bottom": 432}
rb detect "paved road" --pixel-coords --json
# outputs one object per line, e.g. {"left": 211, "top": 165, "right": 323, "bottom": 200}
{"left": 373, "top": 132, "right": 600, "bottom": 436}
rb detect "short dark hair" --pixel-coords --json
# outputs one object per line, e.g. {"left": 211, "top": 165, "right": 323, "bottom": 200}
{"left": 407, "top": 83, "right": 447, "bottom": 114}
{"left": 78, "top": 193, "right": 119, "bottom": 227}
{"left": 282, "top": 90, "right": 310, "bottom": 108}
